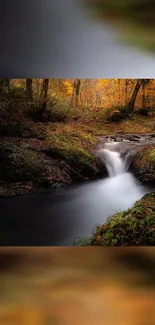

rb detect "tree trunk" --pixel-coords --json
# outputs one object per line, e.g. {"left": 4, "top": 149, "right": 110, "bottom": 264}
{"left": 0, "top": 80, "right": 4, "bottom": 93}
{"left": 118, "top": 79, "right": 121, "bottom": 104}
{"left": 128, "top": 79, "right": 143, "bottom": 112}
{"left": 141, "top": 79, "right": 150, "bottom": 108}
{"left": 0, "top": 79, "right": 10, "bottom": 93}
{"left": 35, "top": 79, "right": 40, "bottom": 98}
{"left": 39, "top": 79, "right": 49, "bottom": 117}
{"left": 62, "top": 80, "right": 76, "bottom": 119}
{"left": 4, "top": 79, "right": 10, "bottom": 91}
{"left": 142, "top": 82, "right": 146, "bottom": 108}
{"left": 75, "top": 79, "right": 81, "bottom": 107}
{"left": 124, "top": 79, "right": 128, "bottom": 105}
{"left": 128, "top": 79, "right": 151, "bottom": 112}
{"left": 26, "top": 79, "right": 33, "bottom": 101}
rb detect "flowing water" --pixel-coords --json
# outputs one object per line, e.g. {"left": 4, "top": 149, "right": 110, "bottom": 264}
{"left": 0, "top": 137, "right": 154, "bottom": 245}
{"left": 97, "top": 148, "right": 125, "bottom": 176}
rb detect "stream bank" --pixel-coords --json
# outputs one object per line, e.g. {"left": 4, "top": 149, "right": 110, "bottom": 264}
{"left": 0, "top": 132, "right": 107, "bottom": 197}
{"left": 1, "top": 133, "right": 155, "bottom": 246}
{"left": 0, "top": 132, "right": 155, "bottom": 197}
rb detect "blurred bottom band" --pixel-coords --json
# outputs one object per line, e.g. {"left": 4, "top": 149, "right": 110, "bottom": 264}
{"left": 0, "top": 247, "right": 154, "bottom": 325}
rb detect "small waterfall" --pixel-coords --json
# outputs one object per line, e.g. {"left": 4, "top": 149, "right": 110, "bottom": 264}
{"left": 97, "top": 148, "right": 125, "bottom": 177}
{"left": 94, "top": 146, "right": 148, "bottom": 215}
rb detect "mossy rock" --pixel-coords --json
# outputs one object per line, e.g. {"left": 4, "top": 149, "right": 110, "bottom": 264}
{"left": 0, "top": 118, "right": 46, "bottom": 139}
{"left": 45, "top": 146, "right": 106, "bottom": 178}
{"left": 0, "top": 140, "right": 44, "bottom": 182}
{"left": 131, "top": 145, "right": 155, "bottom": 183}
{"left": 45, "top": 134, "right": 107, "bottom": 179}
{"left": 76, "top": 192, "right": 155, "bottom": 246}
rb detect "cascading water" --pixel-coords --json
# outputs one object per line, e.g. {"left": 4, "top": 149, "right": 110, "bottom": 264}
{"left": 95, "top": 145, "right": 148, "bottom": 212}
{"left": 97, "top": 148, "right": 125, "bottom": 177}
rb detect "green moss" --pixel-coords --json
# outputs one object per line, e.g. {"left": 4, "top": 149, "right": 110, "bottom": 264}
{"left": 73, "top": 192, "right": 155, "bottom": 246}
{"left": 46, "top": 132, "right": 106, "bottom": 178}
{"left": 0, "top": 140, "right": 44, "bottom": 182}
{"left": 0, "top": 119, "right": 46, "bottom": 139}
{"left": 17, "top": 122, "right": 46, "bottom": 139}
{"left": 150, "top": 149, "right": 155, "bottom": 161}
{"left": 131, "top": 145, "right": 155, "bottom": 183}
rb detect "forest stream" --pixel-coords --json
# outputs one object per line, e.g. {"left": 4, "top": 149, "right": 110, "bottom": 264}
{"left": 0, "top": 134, "right": 154, "bottom": 246}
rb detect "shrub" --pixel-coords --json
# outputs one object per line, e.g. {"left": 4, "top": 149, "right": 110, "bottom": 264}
{"left": 105, "top": 107, "right": 122, "bottom": 122}
{"left": 139, "top": 107, "right": 150, "bottom": 116}
{"left": 105, "top": 105, "right": 131, "bottom": 122}
{"left": 27, "top": 97, "right": 67, "bottom": 122}
{"left": 7, "top": 85, "right": 27, "bottom": 100}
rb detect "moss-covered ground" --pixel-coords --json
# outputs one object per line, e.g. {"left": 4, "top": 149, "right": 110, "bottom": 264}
{"left": 131, "top": 145, "right": 155, "bottom": 183}
{"left": 73, "top": 192, "right": 155, "bottom": 246}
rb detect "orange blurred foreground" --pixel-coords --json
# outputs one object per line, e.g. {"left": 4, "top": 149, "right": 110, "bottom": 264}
{"left": 0, "top": 247, "right": 154, "bottom": 325}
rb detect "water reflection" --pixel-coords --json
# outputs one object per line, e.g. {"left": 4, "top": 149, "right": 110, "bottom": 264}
{"left": 0, "top": 172, "right": 149, "bottom": 245}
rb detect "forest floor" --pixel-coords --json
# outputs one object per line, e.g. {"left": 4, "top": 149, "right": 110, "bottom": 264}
{"left": 0, "top": 113, "right": 155, "bottom": 197}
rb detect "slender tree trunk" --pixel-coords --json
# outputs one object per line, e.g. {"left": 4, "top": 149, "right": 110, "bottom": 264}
{"left": 4, "top": 79, "right": 10, "bottom": 91}
{"left": 118, "top": 79, "right": 121, "bottom": 104}
{"left": 26, "top": 79, "right": 33, "bottom": 101}
{"left": 141, "top": 79, "right": 150, "bottom": 108}
{"left": 75, "top": 79, "right": 81, "bottom": 107}
{"left": 0, "top": 79, "right": 10, "bottom": 93}
{"left": 39, "top": 79, "right": 49, "bottom": 116}
{"left": 124, "top": 79, "right": 128, "bottom": 105}
{"left": 0, "top": 80, "right": 4, "bottom": 93}
{"left": 62, "top": 80, "right": 76, "bottom": 118}
{"left": 142, "top": 82, "right": 146, "bottom": 108}
{"left": 35, "top": 79, "right": 40, "bottom": 100}
{"left": 128, "top": 79, "right": 143, "bottom": 112}
{"left": 128, "top": 79, "right": 150, "bottom": 112}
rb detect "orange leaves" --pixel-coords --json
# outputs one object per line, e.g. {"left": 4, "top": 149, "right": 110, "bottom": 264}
{"left": 9, "top": 79, "right": 155, "bottom": 113}
{"left": 63, "top": 80, "right": 73, "bottom": 96}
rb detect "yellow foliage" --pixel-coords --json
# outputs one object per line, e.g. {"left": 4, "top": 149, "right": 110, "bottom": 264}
{"left": 10, "top": 78, "right": 155, "bottom": 111}
{"left": 63, "top": 80, "right": 73, "bottom": 96}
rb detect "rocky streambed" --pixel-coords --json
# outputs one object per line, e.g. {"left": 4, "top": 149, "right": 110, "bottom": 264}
{"left": 94, "top": 133, "right": 155, "bottom": 182}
